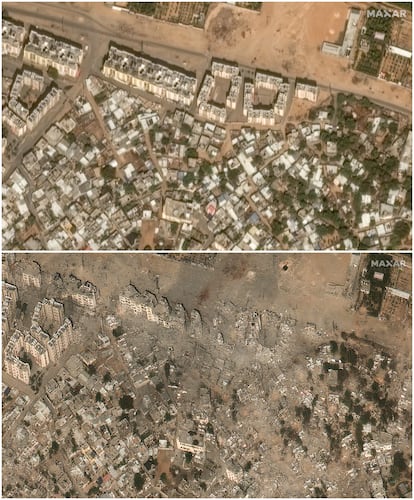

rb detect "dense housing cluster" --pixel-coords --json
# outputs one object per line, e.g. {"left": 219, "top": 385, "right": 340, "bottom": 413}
{"left": 4, "top": 297, "right": 76, "bottom": 383}
{"left": 2, "top": 7, "right": 411, "bottom": 251}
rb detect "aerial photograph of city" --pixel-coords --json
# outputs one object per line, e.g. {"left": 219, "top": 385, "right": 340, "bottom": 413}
{"left": 2, "top": 252, "right": 412, "bottom": 497}
{"left": 2, "top": 2, "right": 412, "bottom": 250}
{"left": 1, "top": 1, "right": 413, "bottom": 499}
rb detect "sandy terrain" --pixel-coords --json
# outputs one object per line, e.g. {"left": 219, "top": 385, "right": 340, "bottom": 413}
{"left": 204, "top": 3, "right": 411, "bottom": 110}
{"left": 138, "top": 220, "right": 158, "bottom": 250}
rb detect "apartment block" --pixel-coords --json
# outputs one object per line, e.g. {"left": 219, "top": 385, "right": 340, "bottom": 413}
{"left": 255, "top": 71, "right": 284, "bottom": 91}
{"left": 47, "top": 319, "right": 74, "bottom": 363}
{"left": 2, "top": 20, "right": 25, "bottom": 58}
{"left": 119, "top": 285, "right": 171, "bottom": 328}
{"left": 70, "top": 281, "right": 97, "bottom": 310}
{"left": 21, "top": 260, "right": 42, "bottom": 288}
{"left": 2, "top": 107, "right": 27, "bottom": 137}
{"left": 23, "top": 29, "right": 84, "bottom": 78}
{"left": 211, "top": 60, "right": 239, "bottom": 79}
{"left": 2, "top": 281, "right": 19, "bottom": 336}
{"left": 243, "top": 82, "right": 255, "bottom": 117}
{"left": 103, "top": 45, "right": 197, "bottom": 107}
{"left": 23, "top": 333, "right": 50, "bottom": 368}
{"left": 26, "top": 87, "right": 63, "bottom": 131}
{"left": 197, "top": 74, "right": 214, "bottom": 106}
{"left": 4, "top": 296, "right": 77, "bottom": 384}
{"left": 4, "top": 330, "right": 31, "bottom": 384}
{"left": 198, "top": 102, "right": 227, "bottom": 124}
{"left": 295, "top": 82, "right": 318, "bottom": 102}
{"left": 226, "top": 75, "right": 242, "bottom": 110}
{"left": 32, "top": 297, "right": 65, "bottom": 329}
{"left": 247, "top": 108, "right": 276, "bottom": 126}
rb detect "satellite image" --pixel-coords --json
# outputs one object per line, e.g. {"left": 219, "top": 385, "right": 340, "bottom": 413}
{"left": 2, "top": 2, "right": 412, "bottom": 251}
{"left": 2, "top": 252, "right": 412, "bottom": 497}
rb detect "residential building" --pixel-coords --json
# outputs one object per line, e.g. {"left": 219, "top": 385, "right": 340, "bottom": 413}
{"left": 27, "top": 87, "right": 63, "bottom": 131}
{"left": 32, "top": 298, "right": 65, "bottom": 329}
{"left": 226, "top": 75, "right": 242, "bottom": 109}
{"left": 47, "top": 319, "right": 74, "bottom": 363}
{"left": 295, "top": 81, "right": 318, "bottom": 102}
{"left": 23, "top": 29, "right": 84, "bottom": 78}
{"left": 243, "top": 82, "right": 255, "bottom": 116}
{"left": 176, "top": 430, "right": 205, "bottom": 454}
{"left": 2, "top": 107, "right": 27, "bottom": 137}
{"left": 21, "top": 260, "right": 42, "bottom": 288}
{"left": 197, "top": 74, "right": 214, "bottom": 106}
{"left": 119, "top": 285, "right": 170, "bottom": 328}
{"left": 4, "top": 330, "right": 30, "bottom": 384}
{"left": 2, "top": 20, "right": 25, "bottom": 58}
{"left": 198, "top": 102, "right": 227, "bottom": 124}
{"left": 103, "top": 45, "right": 197, "bottom": 107}
{"left": 211, "top": 60, "right": 239, "bottom": 79}
{"left": 71, "top": 281, "right": 97, "bottom": 310}
{"left": 2, "top": 281, "right": 18, "bottom": 335}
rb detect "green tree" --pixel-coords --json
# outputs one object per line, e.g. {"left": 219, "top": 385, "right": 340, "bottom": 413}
{"left": 133, "top": 472, "right": 145, "bottom": 491}
{"left": 50, "top": 440, "right": 59, "bottom": 455}
{"left": 185, "top": 148, "right": 198, "bottom": 159}
{"left": 388, "top": 121, "right": 398, "bottom": 135}
{"left": 183, "top": 171, "right": 196, "bottom": 186}
{"left": 271, "top": 219, "right": 285, "bottom": 236}
{"left": 390, "top": 220, "right": 410, "bottom": 247}
{"left": 199, "top": 160, "right": 212, "bottom": 178}
{"left": 393, "top": 451, "right": 407, "bottom": 472}
{"left": 112, "top": 326, "right": 123, "bottom": 337}
{"left": 119, "top": 394, "right": 134, "bottom": 410}
{"left": 101, "top": 165, "right": 117, "bottom": 180}
{"left": 47, "top": 66, "right": 59, "bottom": 79}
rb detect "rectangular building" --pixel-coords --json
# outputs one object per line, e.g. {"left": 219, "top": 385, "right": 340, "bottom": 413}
{"left": 2, "top": 20, "right": 25, "bottom": 58}
{"left": 103, "top": 45, "right": 196, "bottom": 107}
{"left": 23, "top": 29, "right": 84, "bottom": 78}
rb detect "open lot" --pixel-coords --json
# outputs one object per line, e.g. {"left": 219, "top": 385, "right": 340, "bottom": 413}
{"left": 205, "top": 2, "right": 411, "bottom": 110}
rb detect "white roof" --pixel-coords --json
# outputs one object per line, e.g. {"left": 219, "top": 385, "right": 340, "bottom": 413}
{"left": 388, "top": 46, "right": 412, "bottom": 59}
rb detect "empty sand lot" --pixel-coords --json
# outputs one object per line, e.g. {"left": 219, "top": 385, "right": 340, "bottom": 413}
{"left": 205, "top": 2, "right": 411, "bottom": 110}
